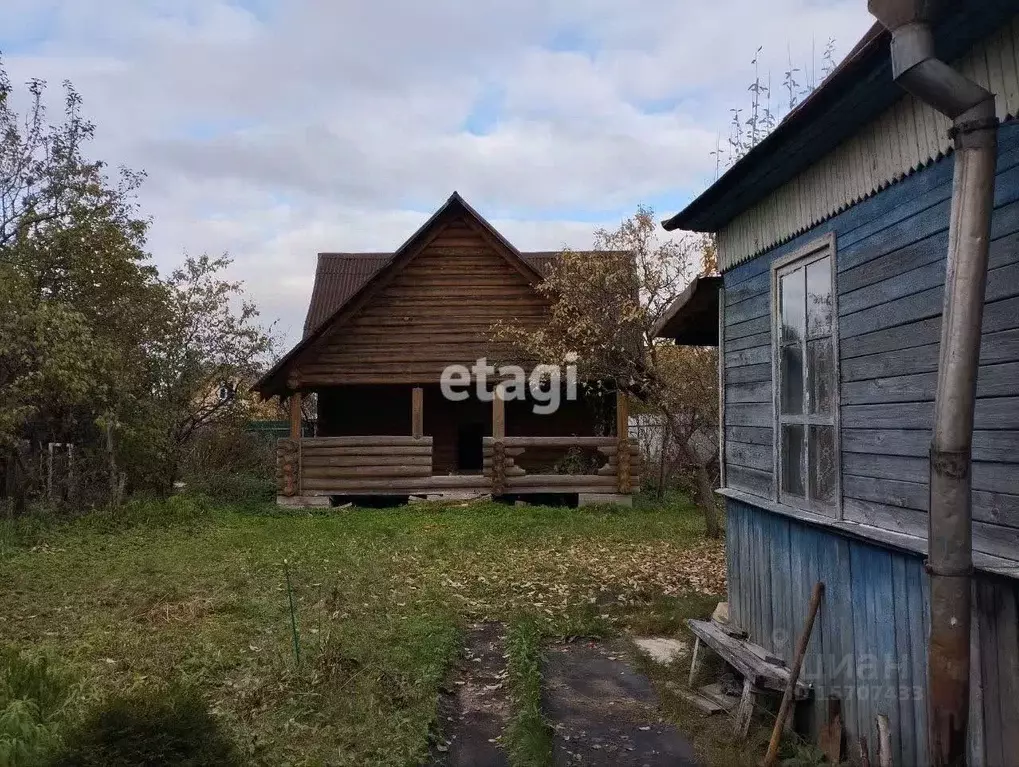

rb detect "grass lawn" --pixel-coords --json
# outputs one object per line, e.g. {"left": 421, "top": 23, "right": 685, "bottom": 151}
{"left": 0, "top": 494, "right": 727, "bottom": 766}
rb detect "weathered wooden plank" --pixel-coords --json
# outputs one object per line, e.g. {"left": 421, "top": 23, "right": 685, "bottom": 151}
{"left": 727, "top": 426, "right": 773, "bottom": 446}
{"left": 726, "top": 441, "right": 771, "bottom": 471}
{"left": 726, "top": 294, "right": 769, "bottom": 326}
{"left": 844, "top": 480, "right": 1019, "bottom": 530}
{"left": 726, "top": 380, "right": 771, "bottom": 404}
{"left": 685, "top": 619, "right": 811, "bottom": 697}
{"left": 843, "top": 453, "right": 927, "bottom": 484}
{"left": 726, "top": 314, "right": 771, "bottom": 340}
{"left": 727, "top": 465, "right": 773, "bottom": 499}
{"left": 842, "top": 362, "right": 1019, "bottom": 404}
{"left": 840, "top": 284, "right": 943, "bottom": 339}
{"left": 976, "top": 578, "right": 1003, "bottom": 767}
{"left": 725, "top": 403, "right": 772, "bottom": 427}
{"left": 906, "top": 555, "right": 929, "bottom": 766}
{"left": 993, "top": 581, "right": 1019, "bottom": 761}
{"left": 842, "top": 428, "right": 1019, "bottom": 463}
{"left": 724, "top": 270, "right": 770, "bottom": 307}
{"left": 838, "top": 228, "right": 947, "bottom": 295}
{"left": 840, "top": 257, "right": 948, "bottom": 316}
{"left": 844, "top": 475, "right": 927, "bottom": 511}
{"left": 839, "top": 227, "right": 1019, "bottom": 299}
{"left": 891, "top": 555, "right": 916, "bottom": 767}
{"left": 842, "top": 397, "right": 1019, "bottom": 430}
{"left": 725, "top": 345, "right": 770, "bottom": 368}
{"left": 726, "top": 362, "right": 772, "bottom": 384}
{"left": 727, "top": 330, "right": 772, "bottom": 352}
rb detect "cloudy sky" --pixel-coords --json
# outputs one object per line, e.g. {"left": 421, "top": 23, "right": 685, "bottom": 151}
{"left": 1, "top": 0, "right": 873, "bottom": 345}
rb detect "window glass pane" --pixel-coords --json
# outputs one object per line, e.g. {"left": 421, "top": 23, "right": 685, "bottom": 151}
{"left": 781, "top": 344, "right": 804, "bottom": 414}
{"left": 806, "top": 256, "right": 833, "bottom": 337}
{"left": 780, "top": 268, "right": 806, "bottom": 343}
{"left": 807, "top": 338, "right": 834, "bottom": 415}
{"left": 809, "top": 425, "right": 837, "bottom": 504}
{"left": 782, "top": 424, "right": 805, "bottom": 497}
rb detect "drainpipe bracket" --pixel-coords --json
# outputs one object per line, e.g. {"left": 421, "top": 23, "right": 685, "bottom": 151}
{"left": 949, "top": 115, "right": 1000, "bottom": 148}
{"left": 930, "top": 447, "right": 971, "bottom": 480}
{"left": 923, "top": 558, "right": 974, "bottom": 578}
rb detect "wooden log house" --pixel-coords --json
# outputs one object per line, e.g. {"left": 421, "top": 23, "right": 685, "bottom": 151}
{"left": 657, "top": 7, "right": 1019, "bottom": 765}
{"left": 255, "top": 192, "right": 639, "bottom": 505}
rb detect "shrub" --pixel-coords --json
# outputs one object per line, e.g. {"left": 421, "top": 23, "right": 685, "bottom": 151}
{"left": 52, "top": 685, "right": 239, "bottom": 767}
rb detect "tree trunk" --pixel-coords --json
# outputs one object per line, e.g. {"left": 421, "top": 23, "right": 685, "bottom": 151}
{"left": 695, "top": 460, "right": 721, "bottom": 539}
{"left": 656, "top": 415, "right": 672, "bottom": 500}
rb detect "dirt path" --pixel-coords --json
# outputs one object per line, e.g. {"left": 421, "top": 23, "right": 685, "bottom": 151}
{"left": 431, "top": 622, "right": 511, "bottom": 767}
{"left": 542, "top": 638, "right": 698, "bottom": 766}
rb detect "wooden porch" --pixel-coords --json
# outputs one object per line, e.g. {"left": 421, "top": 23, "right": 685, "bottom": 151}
{"left": 276, "top": 387, "right": 640, "bottom": 505}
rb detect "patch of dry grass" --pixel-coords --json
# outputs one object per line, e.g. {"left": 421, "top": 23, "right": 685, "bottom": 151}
{"left": 0, "top": 496, "right": 725, "bottom": 765}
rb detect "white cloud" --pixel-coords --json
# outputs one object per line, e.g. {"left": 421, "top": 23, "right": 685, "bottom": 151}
{"left": 2, "top": 0, "right": 875, "bottom": 345}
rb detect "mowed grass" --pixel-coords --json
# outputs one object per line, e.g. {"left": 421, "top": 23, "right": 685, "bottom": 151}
{"left": 0, "top": 495, "right": 725, "bottom": 766}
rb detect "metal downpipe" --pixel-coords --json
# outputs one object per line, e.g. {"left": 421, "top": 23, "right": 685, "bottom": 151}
{"left": 868, "top": 3, "right": 998, "bottom": 764}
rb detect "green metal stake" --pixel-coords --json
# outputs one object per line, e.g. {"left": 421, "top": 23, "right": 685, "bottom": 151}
{"left": 284, "top": 559, "right": 301, "bottom": 666}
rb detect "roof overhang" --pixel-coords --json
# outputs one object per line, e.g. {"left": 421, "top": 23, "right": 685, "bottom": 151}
{"left": 662, "top": 1, "right": 1013, "bottom": 236}
{"left": 652, "top": 276, "right": 722, "bottom": 346}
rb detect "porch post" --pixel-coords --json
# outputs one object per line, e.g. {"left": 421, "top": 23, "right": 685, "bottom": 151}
{"left": 412, "top": 387, "right": 424, "bottom": 439}
{"left": 616, "top": 389, "right": 631, "bottom": 493}
{"left": 492, "top": 384, "right": 505, "bottom": 439}
{"left": 289, "top": 391, "right": 303, "bottom": 439}
{"left": 491, "top": 384, "right": 506, "bottom": 495}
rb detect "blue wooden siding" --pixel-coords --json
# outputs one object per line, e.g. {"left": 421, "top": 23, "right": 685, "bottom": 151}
{"left": 727, "top": 498, "right": 1019, "bottom": 766}
{"left": 721, "top": 118, "right": 1019, "bottom": 560}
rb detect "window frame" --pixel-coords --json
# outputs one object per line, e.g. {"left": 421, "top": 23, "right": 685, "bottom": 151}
{"left": 769, "top": 233, "right": 842, "bottom": 518}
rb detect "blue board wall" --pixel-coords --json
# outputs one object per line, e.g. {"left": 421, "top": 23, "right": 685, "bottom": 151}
{"left": 726, "top": 498, "right": 1019, "bottom": 767}
{"left": 721, "top": 119, "right": 1019, "bottom": 560}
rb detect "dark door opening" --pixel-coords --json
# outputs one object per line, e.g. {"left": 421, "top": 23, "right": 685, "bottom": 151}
{"left": 457, "top": 422, "right": 485, "bottom": 472}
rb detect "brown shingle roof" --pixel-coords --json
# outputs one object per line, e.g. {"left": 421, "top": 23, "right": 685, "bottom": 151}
{"left": 302, "top": 249, "right": 564, "bottom": 337}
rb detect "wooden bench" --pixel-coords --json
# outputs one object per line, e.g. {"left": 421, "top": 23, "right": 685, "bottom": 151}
{"left": 686, "top": 619, "right": 812, "bottom": 737}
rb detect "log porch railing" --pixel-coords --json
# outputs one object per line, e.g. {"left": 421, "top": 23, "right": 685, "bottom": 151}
{"left": 276, "top": 386, "right": 638, "bottom": 500}
{"left": 482, "top": 436, "right": 641, "bottom": 495}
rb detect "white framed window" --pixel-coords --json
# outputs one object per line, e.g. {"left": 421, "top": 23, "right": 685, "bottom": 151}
{"left": 770, "top": 234, "right": 840, "bottom": 517}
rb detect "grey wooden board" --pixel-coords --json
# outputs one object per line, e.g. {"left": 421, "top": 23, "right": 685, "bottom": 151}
{"left": 726, "top": 314, "right": 771, "bottom": 340}
{"left": 726, "top": 380, "right": 772, "bottom": 404}
{"left": 726, "top": 362, "right": 772, "bottom": 384}
{"left": 842, "top": 397, "right": 1019, "bottom": 430}
{"left": 725, "top": 403, "right": 773, "bottom": 427}
{"left": 726, "top": 441, "right": 771, "bottom": 472}
{"left": 726, "top": 426, "right": 773, "bottom": 446}
{"left": 842, "top": 361, "right": 1019, "bottom": 403}
{"left": 840, "top": 295, "right": 1019, "bottom": 360}
{"left": 727, "top": 464, "right": 774, "bottom": 497}
{"left": 842, "top": 428, "right": 1019, "bottom": 462}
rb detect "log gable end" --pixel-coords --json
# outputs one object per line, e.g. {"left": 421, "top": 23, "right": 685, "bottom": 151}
{"left": 292, "top": 209, "right": 551, "bottom": 387}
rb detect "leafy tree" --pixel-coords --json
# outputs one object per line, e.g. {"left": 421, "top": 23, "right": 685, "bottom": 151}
{"left": 495, "top": 207, "right": 722, "bottom": 537}
{"left": 143, "top": 254, "right": 277, "bottom": 492}
{"left": 0, "top": 61, "right": 275, "bottom": 506}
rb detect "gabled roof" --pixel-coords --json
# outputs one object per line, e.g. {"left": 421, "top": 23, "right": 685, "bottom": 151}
{"left": 256, "top": 192, "right": 554, "bottom": 396}
{"left": 304, "top": 250, "right": 560, "bottom": 338}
